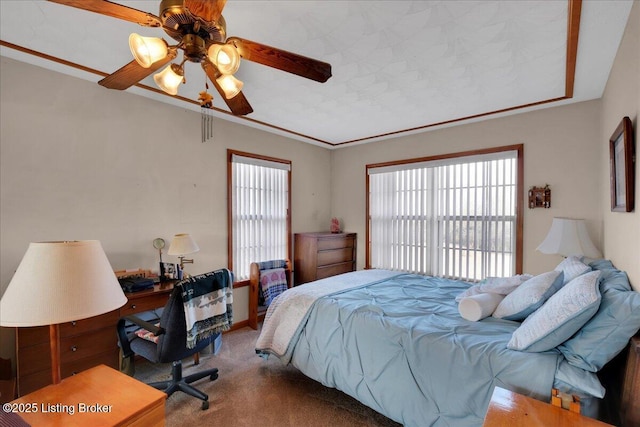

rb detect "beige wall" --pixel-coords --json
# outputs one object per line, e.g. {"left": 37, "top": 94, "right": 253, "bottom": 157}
{"left": 331, "top": 100, "right": 603, "bottom": 277}
{"left": 0, "top": 56, "right": 332, "bottom": 359}
{"left": 601, "top": 1, "right": 640, "bottom": 290}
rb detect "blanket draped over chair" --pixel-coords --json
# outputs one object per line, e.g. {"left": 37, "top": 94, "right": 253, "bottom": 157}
{"left": 179, "top": 269, "right": 234, "bottom": 349}
{"left": 256, "top": 259, "right": 289, "bottom": 306}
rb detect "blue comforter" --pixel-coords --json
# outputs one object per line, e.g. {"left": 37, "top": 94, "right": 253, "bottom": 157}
{"left": 257, "top": 271, "right": 601, "bottom": 426}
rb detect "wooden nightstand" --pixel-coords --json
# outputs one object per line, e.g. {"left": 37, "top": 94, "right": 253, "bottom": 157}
{"left": 483, "top": 387, "right": 612, "bottom": 426}
{"left": 10, "top": 364, "right": 166, "bottom": 426}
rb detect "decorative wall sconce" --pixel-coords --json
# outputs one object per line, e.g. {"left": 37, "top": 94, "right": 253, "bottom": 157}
{"left": 529, "top": 185, "right": 551, "bottom": 209}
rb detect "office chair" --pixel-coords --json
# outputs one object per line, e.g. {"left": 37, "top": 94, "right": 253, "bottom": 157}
{"left": 117, "top": 269, "right": 233, "bottom": 410}
{"left": 248, "top": 259, "right": 291, "bottom": 329}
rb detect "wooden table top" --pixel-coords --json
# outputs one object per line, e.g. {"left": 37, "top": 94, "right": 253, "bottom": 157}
{"left": 9, "top": 364, "right": 166, "bottom": 426}
{"left": 483, "top": 387, "right": 612, "bottom": 427}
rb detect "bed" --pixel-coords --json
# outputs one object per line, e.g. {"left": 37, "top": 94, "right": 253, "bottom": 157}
{"left": 255, "top": 258, "right": 640, "bottom": 426}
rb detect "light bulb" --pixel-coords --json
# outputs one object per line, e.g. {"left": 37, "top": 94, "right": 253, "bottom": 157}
{"left": 216, "top": 74, "right": 243, "bottom": 99}
{"left": 208, "top": 43, "right": 240, "bottom": 75}
{"left": 153, "top": 64, "right": 184, "bottom": 95}
{"left": 129, "top": 33, "right": 168, "bottom": 68}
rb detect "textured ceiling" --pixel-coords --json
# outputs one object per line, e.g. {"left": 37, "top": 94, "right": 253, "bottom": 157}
{"left": 0, "top": 1, "right": 634, "bottom": 148}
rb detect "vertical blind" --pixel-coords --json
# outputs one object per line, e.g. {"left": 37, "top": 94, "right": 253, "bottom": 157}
{"left": 231, "top": 154, "right": 290, "bottom": 281}
{"left": 368, "top": 150, "right": 517, "bottom": 281}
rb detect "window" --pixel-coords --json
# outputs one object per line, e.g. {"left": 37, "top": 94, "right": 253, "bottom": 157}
{"left": 228, "top": 150, "right": 291, "bottom": 282}
{"left": 367, "top": 145, "right": 523, "bottom": 281}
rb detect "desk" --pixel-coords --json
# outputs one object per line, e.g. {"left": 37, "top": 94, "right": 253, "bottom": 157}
{"left": 10, "top": 364, "right": 166, "bottom": 426}
{"left": 121, "top": 281, "right": 177, "bottom": 317}
{"left": 482, "top": 387, "right": 612, "bottom": 427}
{"left": 14, "top": 282, "right": 178, "bottom": 396}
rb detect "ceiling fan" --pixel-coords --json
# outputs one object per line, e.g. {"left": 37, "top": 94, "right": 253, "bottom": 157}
{"left": 47, "top": 0, "right": 333, "bottom": 116}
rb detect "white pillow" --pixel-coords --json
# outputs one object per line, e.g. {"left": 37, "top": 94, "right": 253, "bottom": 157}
{"left": 555, "top": 255, "right": 590, "bottom": 284}
{"left": 455, "top": 274, "right": 532, "bottom": 302}
{"left": 507, "top": 270, "right": 602, "bottom": 352}
{"left": 458, "top": 293, "right": 505, "bottom": 321}
{"left": 493, "top": 271, "right": 564, "bottom": 321}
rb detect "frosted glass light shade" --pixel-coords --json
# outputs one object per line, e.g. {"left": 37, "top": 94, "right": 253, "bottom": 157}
{"left": 0, "top": 240, "right": 127, "bottom": 327}
{"left": 153, "top": 64, "right": 183, "bottom": 95}
{"left": 536, "top": 218, "right": 601, "bottom": 258}
{"left": 208, "top": 43, "right": 240, "bottom": 75}
{"left": 217, "top": 74, "right": 243, "bottom": 99}
{"left": 168, "top": 233, "right": 200, "bottom": 256}
{"left": 129, "top": 33, "right": 168, "bottom": 68}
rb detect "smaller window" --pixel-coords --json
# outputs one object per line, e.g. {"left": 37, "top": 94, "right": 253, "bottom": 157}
{"left": 228, "top": 150, "right": 292, "bottom": 282}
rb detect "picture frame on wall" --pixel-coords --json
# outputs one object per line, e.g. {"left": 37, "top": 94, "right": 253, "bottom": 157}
{"left": 609, "top": 116, "right": 635, "bottom": 212}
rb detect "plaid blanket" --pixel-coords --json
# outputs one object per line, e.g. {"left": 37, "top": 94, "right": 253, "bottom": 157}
{"left": 260, "top": 268, "right": 288, "bottom": 306}
{"left": 179, "top": 269, "right": 234, "bottom": 349}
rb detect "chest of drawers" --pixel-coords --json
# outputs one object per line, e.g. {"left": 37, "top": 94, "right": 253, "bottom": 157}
{"left": 15, "top": 310, "right": 121, "bottom": 396}
{"left": 294, "top": 232, "right": 356, "bottom": 286}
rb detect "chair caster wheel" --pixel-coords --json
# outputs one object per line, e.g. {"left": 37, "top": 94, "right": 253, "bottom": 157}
{"left": 201, "top": 400, "right": 209, "bottom": 410}
{"left": 210, "top": 372, "right": 218, "bottom": 381}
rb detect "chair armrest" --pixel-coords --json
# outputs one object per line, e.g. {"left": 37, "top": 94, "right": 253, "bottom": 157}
{"left": 116, "top": 316, "right": 166, "bottom": 359}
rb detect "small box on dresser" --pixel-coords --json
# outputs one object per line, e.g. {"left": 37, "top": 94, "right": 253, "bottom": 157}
{"left": 294, "top": 232, "right": 356, "bottom": 286}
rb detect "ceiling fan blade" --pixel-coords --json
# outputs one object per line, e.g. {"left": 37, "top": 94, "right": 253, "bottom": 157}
{"left": 184, "top": 0, "right": 227, "bottom": 23}
{"left": 227, "top": 37, "right": 332, "bottom": 83}
{"left": 99, "top": 51, "right": 176, "bottom": 90}
{"left": 47, "top": 0, "right": 162, "bottom": 27}
{"left": 202, "top": 60, "right": 253, "bottom": 116}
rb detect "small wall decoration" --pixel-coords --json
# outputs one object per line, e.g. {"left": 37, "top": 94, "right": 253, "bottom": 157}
{"left": 609, "top": 116, "right": 635, "bottom": 212}
{"left": 528, "top": 185, "right": 551, "bottom": 209}
{"left": 330, "top": 217, "right": 342, "bottom": 233}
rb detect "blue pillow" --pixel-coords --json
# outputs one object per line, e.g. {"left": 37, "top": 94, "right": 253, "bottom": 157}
{"left": 493, "top": 270, "right": 564, "bottom": 321}
{"left": 558, "top": 263, "right": 640, "bottom": 372}
{"left": 508, "top": 271, "right": 601, "bottom": 352}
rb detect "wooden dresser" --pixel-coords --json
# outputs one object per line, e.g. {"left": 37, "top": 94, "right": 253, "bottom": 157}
{"left": 15, "top": 310, "right": 121, "bottom": 396}
{"left": 294, "top": 232, "right": 356, "bottom": 286}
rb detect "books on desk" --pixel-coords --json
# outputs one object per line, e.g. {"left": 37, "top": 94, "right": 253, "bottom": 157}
{"left": 118, "top": 277, "right": 155, "bottom": 293}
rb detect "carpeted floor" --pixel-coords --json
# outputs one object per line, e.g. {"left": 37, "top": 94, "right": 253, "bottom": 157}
{"left": 134, "top": 326, "right": 401, "bottom": 427}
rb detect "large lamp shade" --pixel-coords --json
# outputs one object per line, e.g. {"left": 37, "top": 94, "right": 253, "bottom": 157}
{"left": 536, "top": 218, "right": 601, "bottom": 258}
{"left": 0, "top": 240, "right": 127, "bottom": 326}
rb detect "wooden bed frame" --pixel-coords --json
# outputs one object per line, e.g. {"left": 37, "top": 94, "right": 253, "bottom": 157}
{"left": 598, "top": 334, "right": 639, "bottom": 426}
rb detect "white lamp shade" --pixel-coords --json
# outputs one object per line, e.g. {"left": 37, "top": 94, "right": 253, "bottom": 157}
{"left": 129, "top": 33, "right": 168, "bottom": 68}
{"left": 0, "top": 240, "right": 127, "bottom": 327}
{"left": 536, "top": 218, "right": 602, "bottom": 258}
{"left": 208, "top": 43, "right": 240, "bottom": 75}
{"left": 216, "top": 74, "right": 243, "bottom": 99}
{"left": 167, "top": 234, "right": 200, "bottom": 256}
{"left": 153, "top": 64, "right": 183, "bottom": 95}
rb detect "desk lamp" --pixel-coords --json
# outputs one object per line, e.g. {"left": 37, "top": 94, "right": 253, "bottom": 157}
{"left": 0, "top": 240, "right": 127, "bottom": 385}
{"left": 168, "top": 233, "right": 200, "bottom": 275}
{"left": 536, "top": 217, "right": 601, "bottom": 258}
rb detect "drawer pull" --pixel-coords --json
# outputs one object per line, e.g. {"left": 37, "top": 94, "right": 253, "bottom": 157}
{"left": 70, "top": 345, "right": 78, "bottom": 352}
{"left": 71, "top": 321, "right": 77, "bottom": 326}
{"left": 131, "top": 304, "right": 137, "bottom": 310}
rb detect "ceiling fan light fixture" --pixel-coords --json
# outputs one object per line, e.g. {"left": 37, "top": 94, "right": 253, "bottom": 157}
{"left": 217, "top": 74, "right": 243, "bottom": 99}
{"left": 153, "top": 63, "right": 184, "bottom": 95}
{"left": 129, "top": 33, "right": 168, "bottom": 68}
{"left": 208, "top": 44, "right": 240, "bottom": 75}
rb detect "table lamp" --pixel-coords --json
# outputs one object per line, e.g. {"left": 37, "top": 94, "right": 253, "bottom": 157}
{"left": 167, "top": 233, "right": 199, "bottom": 273}
{"left": 536, "top": 217, "right": 602, "bottom": 258}
{"left": 0, "top": 240, "right": 127, "bottom": 385}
